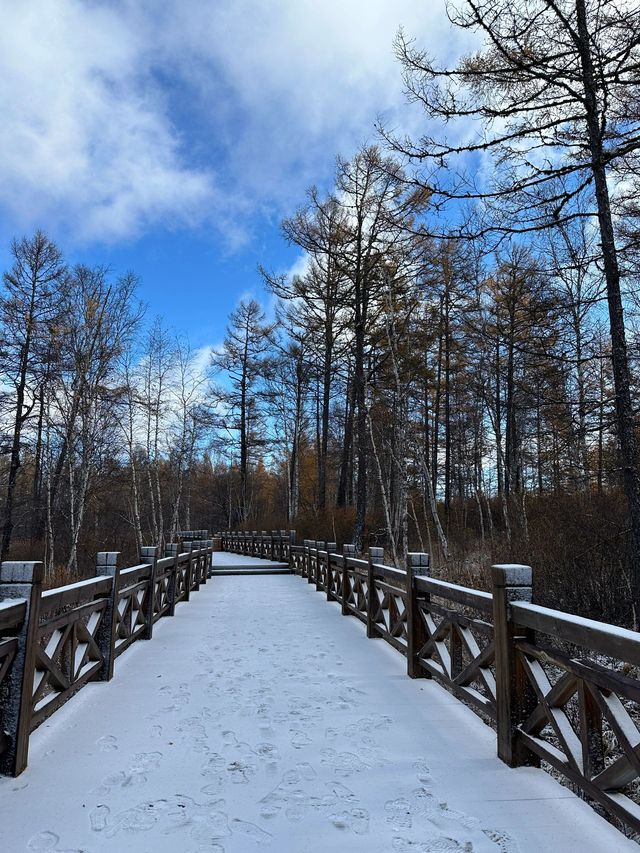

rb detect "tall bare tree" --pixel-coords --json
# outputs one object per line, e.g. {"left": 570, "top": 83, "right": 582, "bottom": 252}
{"left": 0, "top": 231, "right": 65, "bottom": 559}
{"left": 392, "top": 0, "right": 640, "bottom": 601}
{"left": 211, "top": 299, "right": 273, "bottom": 525}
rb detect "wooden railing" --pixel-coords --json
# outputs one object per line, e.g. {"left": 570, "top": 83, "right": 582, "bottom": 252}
{"left": 220, "top": 530, "right": 295, "bottom": 564}
{"left": 223, "top": 531, "right": 640, "bottom": 836}
{"left": 0, "top": 538, "right": 214, "bottom": 776}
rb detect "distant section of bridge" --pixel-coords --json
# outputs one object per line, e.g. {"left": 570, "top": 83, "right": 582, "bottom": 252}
{"left": 210, "top": 552, "right": 291, "bottom": 576}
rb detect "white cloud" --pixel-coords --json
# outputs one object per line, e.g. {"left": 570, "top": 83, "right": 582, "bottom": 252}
{"left": 0, "top": 1, "right": 475, "bottom": 246}
{"left": 0, "top": 2, "right": 218, "bottom": 243}
{"left": 286, "top": 254, "right": 311, "bottom": 281}
{"left": 151, "top": 0, "right": 471, "bottom": 207}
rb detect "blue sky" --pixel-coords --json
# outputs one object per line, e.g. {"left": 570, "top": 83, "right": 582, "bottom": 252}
{"left": 0, "top": 1, "right": 473, "bottom": 352}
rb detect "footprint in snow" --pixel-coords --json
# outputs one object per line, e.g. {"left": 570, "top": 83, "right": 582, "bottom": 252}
{"left": 96, "top": 734, "right": 118, "bottom": 751}
{"left": 482, "top": 829, "right": 519, "bottom": 853}
{"left": 230, "top": 818, "right": 272, "bottom": 844}
{"left": 27, "top": 831, "right": 60, "bottom": 850}
{"left": 413, "top": 758, "right": 432, "bottom": 784}
{"left": 89, "top": 804, "right": 110, "bottom": 832}
{"left": 26, "top": 830, "right": 86, "bottom": 852}
{"left": 393, "top": 838, "right": 474, "bottom": 852}
{"left": 290, "top": 731, "right": 312, "bottom": 749}
{"left": 90, "top": 751, "right": 163, "bottom": 795}
{"left": 385, "top": 797, "right": 413, "bottom": 829}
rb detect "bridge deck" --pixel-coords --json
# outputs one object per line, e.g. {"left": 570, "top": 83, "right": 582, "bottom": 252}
{"left": 0, "top": 575, "right": 634, "bottom": 852}
{"left": 211, "top": 552, "right": 291, "bottom": 574}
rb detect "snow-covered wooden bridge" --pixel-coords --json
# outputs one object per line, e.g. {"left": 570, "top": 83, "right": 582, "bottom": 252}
{"left": 0, "top": 546, "right": 637, "bottom": 852}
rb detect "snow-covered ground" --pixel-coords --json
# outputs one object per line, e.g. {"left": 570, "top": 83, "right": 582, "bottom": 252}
{"left": 0, "top": 574, "right": 635, "bottom": 853}
{"left": 211, "top": 553, "right": 290, "bottom": 572}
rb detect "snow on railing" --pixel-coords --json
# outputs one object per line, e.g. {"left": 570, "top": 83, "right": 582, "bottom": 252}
{"left": 222, "top": 531, "right": 640, "bottom": 836}
{"left": 0, "top": 534, "right": 215, "bottom": 777}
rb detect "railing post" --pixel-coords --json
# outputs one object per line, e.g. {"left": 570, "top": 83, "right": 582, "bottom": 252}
{"left": 492, "top": 564, "right": 535, "bottom": 768}
{"left": 186, "top": 542, "right": 197, "bottom": 594}
{"left": 198, "top": 545, "right": 207, "bottom": 584}
{"left": 96, "top": 552, "right": 121, "bottom": 683}
{"left": 140, "top": 546, "right": 159, "bottom": 640}
{"left": 205, "top": 540, "right": 214, "bottom": 579}
{"left": 0, "top": 561, "right": 43, "bottom": 776}
{"left": 268, "top": 530, "right": 276, "bottom": 561}
{"left": 325, "top": 543, "right": 337, "bottom": 602}
{"left": 315, "top": 542, "right": 325, "bottom": 591}
{"left": 164, "top": 543, "right": 179, "bottom": 615}
{"left": 367, "top": 547, "right": 384, "bottom": 638}
{"left": 191, "top": 542, "right": 203, "bottom": 585}
{"left": 303, "top": 540, "right": 312, "bottom": 582}
{"left": 342, "top": 544, "right": 356, "bottom": 615}
{"left": 289, "top": 530, "right": 297, "bottom": 573}
{"left": 406, "top": 552, "right": 430, "bottom": 679}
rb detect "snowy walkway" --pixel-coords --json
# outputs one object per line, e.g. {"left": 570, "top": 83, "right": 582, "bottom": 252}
{"left": 0, "top": 575, "right": 635, "bottom": 853}
{"left": 210, "top": 552, "right": 290, "bottom": 574}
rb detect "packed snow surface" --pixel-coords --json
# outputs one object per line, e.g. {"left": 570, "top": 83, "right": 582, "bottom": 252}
{"left": 0, "top": 573, "right": 635, "bottom": 852}
{"left": 211, "top": 552, "right": 290, "bottom": 571}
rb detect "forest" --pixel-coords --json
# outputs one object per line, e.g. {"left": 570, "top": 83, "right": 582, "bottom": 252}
{"left": 2, "top": 0, "right": 640, "bottom": 627}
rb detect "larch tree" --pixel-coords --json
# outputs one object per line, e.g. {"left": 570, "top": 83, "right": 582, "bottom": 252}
{"left": 334, "top": 145, "right": 428, "bottom": 551}
{"left": 392, "top": 0, "right": 640, "bottom": 604}
{"left": 266, "top": 190, "right": 350, "bottom": 513}
{"left": 0, "top": 231, "right": 65, "bottom": 559}
{"left": 211, "top": 299, "right": 273, "bottom": 526}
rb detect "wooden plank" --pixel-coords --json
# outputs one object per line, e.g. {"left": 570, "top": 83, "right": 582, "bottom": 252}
{"left": 155, "top": 556, "right": 175, "bottom": 572}
{"left": 417, "top": 577, "right": 493, "bottom": 613}
{"left": 374, "top": 579, "right": 407, "bottom": 599}
{"left": 0, "top": 600, "right": 26, "bottom": 633}
{"left": 40, "top": 576, "right": 112, "bottom": 614}
{"left": 118, "top": 564, "right": 152, "bottom": 582}
{"left": 30, "top": 659, "right": 102, "bottom": 730}
{"left": 511, "top": 601, "right": 640, "bottom": 666}
{"left": 426, "top": 601, "right": 493, "bottom": 636}
{"left": 371, "top": 563, "right": 409, "bottom": 588}
{"left": 515, "top": 640, "right": 640, "bottom": 704}
{"left": 416, "top": 657, "right": 497, "bottom": 720}
{"left": 38, "top": 597, "right": 108, "bottom": 634}
{"left": 375, "top": 628, "right": 407, "bottom": 657}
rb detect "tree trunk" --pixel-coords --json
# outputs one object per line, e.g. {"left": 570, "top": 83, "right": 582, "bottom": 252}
{"left": 576, "top": 0, "right": 640, "bottom": 603}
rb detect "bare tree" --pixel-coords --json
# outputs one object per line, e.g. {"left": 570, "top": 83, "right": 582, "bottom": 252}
{"left": 0, "top": 231, "right": 65, "bottom": 559}
{"left": 334, "top": 145, "right": 428, "bottom": 550}
{"left": 392, "top": 0, "right": 640, "bottom": 599}
{"left": 211, "top": 300, "right": 273, "bottom": 525}
{"left": 168, "top": 339, "right": 208, "bottom": 541}
{"left": 273, "top": 191, "right": 350, "bottom": 512}
{"left": 51, "top": 266, "right": 140, "bottom": 575}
